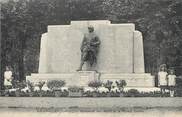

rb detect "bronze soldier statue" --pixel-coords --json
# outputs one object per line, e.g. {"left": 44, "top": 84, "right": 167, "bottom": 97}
{"left": 77, "top": 26, "right": 101, "bottom": 71}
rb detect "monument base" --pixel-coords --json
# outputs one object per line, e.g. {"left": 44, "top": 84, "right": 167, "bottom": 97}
{"left": 27, "top": 71, "right": 99, "bottom": 87}
{"left": 26, "top": 71, "right": 155, "bottom": 87}
{"left": 101, "top": 73, "right": 155, "bottom": 87}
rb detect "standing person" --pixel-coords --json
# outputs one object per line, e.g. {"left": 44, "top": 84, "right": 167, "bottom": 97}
{"left": 158, "top": 64, "right": 168, "bottom": 97}
{"left": 168, "top": 69, "right": 176, "bottom": 97}
{"left": 77, "top": 25, "right": 101, "bottom": 71}
{"left": 4, "top": 66, "right": 13, "bottom": 90}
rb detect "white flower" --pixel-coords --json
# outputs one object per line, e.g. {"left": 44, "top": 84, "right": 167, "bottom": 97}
{"left": 34, "top": 86, "right": 40, "bottom": 91}
{"left": 98, "top": 87, "right": 109, "bottom": 93}
{"left": 84, "top": 87, "right": 94, "bottom": 92}
{"left": 124, "top": 87, "right": 161, "bottom": 92}
{"left": 61, "top": 87, "right": 68, "bottom": 91}
{"left": 9, "top": 88, "right": 18, "bottom": 92}
{"left": 111, "top": 87, "right": 119, "bottom": 92}
{"left": 21, "top": 87, "right": 30, "bottom": 93}
{"left": 42, "top": 84, "right": 51, "bottom": 91}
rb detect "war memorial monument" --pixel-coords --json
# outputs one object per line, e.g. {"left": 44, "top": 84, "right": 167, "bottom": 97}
{"left": 26, "top": 20, "right": 155, "bottom": 88}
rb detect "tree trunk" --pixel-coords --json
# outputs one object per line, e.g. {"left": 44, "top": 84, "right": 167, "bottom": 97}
{"left": 0, "top": 39, "right": 1, "bottom": 90}
{"left": 18, "top": 32, "right": 25, "bottom": 81}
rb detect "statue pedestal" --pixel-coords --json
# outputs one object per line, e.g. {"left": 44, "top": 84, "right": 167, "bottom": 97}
{"left": 76, "top": 71, "right": 100, "bottom": 86}
{"left": 69, "top": 71, "right": 100, "bottom": 86}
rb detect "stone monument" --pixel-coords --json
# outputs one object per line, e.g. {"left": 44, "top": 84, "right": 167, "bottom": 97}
{"left": 26, "top": 20, "right": 155, "bottom": 87}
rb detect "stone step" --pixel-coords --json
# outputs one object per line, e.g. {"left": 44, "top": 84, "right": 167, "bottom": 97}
{"left": 30, "top": 73, "right": 152, "bottom": 78}
{"left": 26, "top": 72, "right": 155, "bottom": 87}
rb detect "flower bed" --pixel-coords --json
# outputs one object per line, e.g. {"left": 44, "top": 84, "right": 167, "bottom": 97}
{"left": 0, "top": 79, "right": 179, "bottom": 97}
{"left": 0, "top": 89, "right": 172, "bottom": 97}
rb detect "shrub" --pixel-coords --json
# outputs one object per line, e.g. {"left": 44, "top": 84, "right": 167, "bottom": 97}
{"left": 27, "top": 80, "right": 34, "bottom": 92}
{"left": 88, "top": 80, "right": 102, "bottom": 92}
{"left": 110, "top": 91, "right": 120, "bottom": 97}
{"left": 115, "top": 80, "right": 127, "bottom": 92}
{"left": 127, "top": 89, "right": 140, "bottom": 97}
{"left": 68, "top": 86, "right": 83, "bottom": 97}
{"left": 83, "top": 91, "right": 93, "bottom": 97}
{"left": 68, "top": 86, "right": 83, "bottom": 92}
{"left": 47, "top": 80, "right": 65, "bottom": 90}
{"left": 10, "top": 80, "right": 27, "bottom": 97}
{"left": 103, "top": 80, "right": 113, "bottom": 92}
{"left": 35, "top": 81, "right": 46, "bottom": 97}
{"left": 61, "top": 90, "right": 69, "bottom": 97}
{"left": 12, "top": 80, "right": 27, "bottom": 89}
{"left": 100, "top": 92, "right": 107, "bottom": 97}
{"left": 37, "top": 81, "right": 45, "bottom": 91}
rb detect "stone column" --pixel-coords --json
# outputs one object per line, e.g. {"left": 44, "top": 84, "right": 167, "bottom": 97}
{"left": 134, "top": 31, "right": 145, "bottom": 73}
{"left": 38, "top": 33, "right": 48, "bottom": 73}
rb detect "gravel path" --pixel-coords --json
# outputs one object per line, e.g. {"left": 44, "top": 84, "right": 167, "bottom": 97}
{"left": 0, "top": 97, "right": 182, "bottom": 110}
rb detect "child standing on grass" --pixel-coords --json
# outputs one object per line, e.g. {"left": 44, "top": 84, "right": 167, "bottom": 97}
{"left": 168, "top": 69, "right": 176, "bottom": 97}
{"left": 158, "top": 64, "right": 168, "bottom": 97}
{"left": 4, "top": 66, "right": 13, "bottom": 90}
